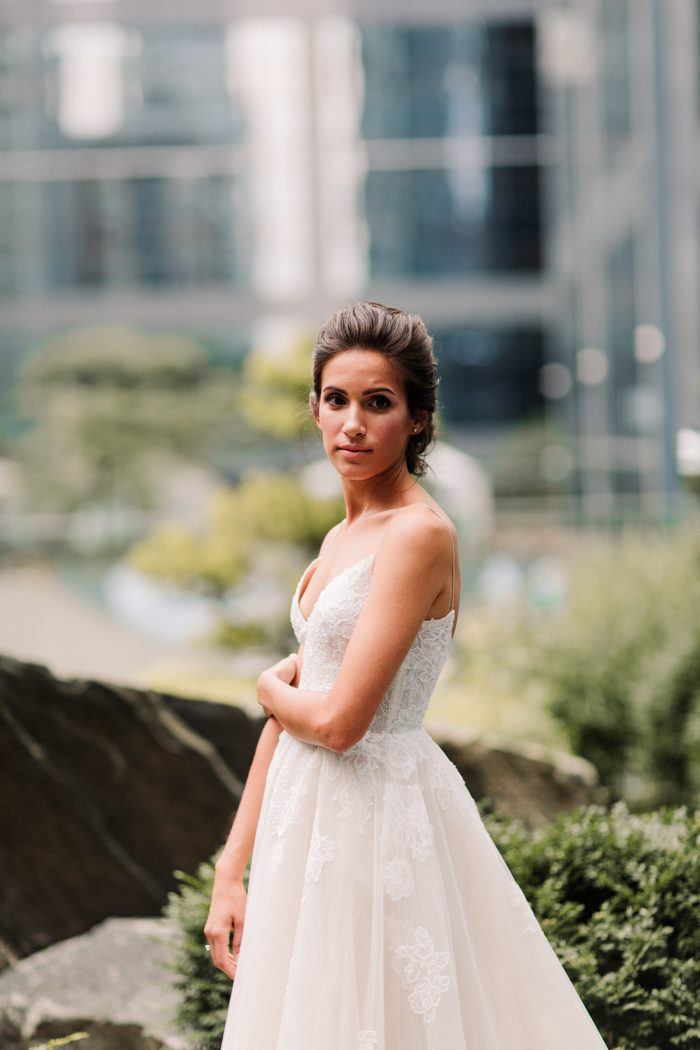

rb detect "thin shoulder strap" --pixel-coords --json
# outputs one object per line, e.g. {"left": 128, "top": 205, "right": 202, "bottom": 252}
{"left": 422, "top": 506, "right": 456, "bottom": 612}
{"left": 325, "top": 520, "right": 345, "bottom": 556}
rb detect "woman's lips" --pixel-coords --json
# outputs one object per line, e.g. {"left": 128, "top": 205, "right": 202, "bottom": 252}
{"left": 337, "top": 447, "right": 372, "bottom": 459}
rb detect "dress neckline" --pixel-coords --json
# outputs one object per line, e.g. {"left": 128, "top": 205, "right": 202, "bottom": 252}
{"left": 292, "top": 552, "right": 456, "bottom": 635}
{"left": 294, "top": 553, "right": 374, "bottom": 626}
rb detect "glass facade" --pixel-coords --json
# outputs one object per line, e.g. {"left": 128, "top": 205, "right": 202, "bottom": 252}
{"left": 543, "top": 0, "right": 696, "bottom": 524}
{"left": 365, "top": 166, "right": 541, "bottom": 277}
{"left": 359, "top": 21, "right": 542, "bottom": 278}
{"left": 599, "top": 0, "right": 633, "bottom": 170}
{"left": 360, "top": 22, "right": 538, "bottom": 139}
{"left": 435, "top": 326, "right": 545, "bottom": 425}
{"left": 0, "top": 24, "right": 245, "bottom": 150}
{"left": 1, "top": 7, "right": 549, "bottom": 454}
{"left": 605, "top": 236, "right": 638, "bottom": 440}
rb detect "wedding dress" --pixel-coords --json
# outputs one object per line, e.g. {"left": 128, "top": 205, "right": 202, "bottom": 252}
{"left": 220, "top": 508, "right": 609, "bottom": 1049}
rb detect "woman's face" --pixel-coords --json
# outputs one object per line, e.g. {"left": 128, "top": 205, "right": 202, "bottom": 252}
{"left": 314, "top": 349, "right": 423, "bottom": 478}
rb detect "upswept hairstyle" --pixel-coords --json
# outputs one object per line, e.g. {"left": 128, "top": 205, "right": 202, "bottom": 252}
{"left": 310, "top": 301, "right": 439, "bottom": 478}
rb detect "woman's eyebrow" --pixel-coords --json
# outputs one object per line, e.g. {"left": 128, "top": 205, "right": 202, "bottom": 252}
{"left": 322, "top": 385, "right": 396, "bottom": 395}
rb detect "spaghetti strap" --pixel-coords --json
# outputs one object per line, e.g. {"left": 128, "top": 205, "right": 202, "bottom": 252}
{"left": 420, "top": 505, "right": 456, "bottom": 613}
{"left": 323, "top": 520, "right": 345, "bottom": 557}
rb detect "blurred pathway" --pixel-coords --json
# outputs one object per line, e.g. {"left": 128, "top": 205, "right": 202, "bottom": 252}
{"left": 0, "top": 562, "right": 183, "bottom": 685}
{"left": 0, "top": 562, "right": 262, "bottom": 692}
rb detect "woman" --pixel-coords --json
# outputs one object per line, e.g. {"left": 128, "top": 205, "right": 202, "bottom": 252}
{"left": 206, "top": 301, "right": 609, "bottom": 1048}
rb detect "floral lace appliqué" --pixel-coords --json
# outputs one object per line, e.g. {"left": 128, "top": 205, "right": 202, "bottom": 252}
{"left": 301, "top": 815, "right": 336, "bottom": 902}
{"left": 395, "top": 925, "right": 450, "bottom": 1024}
{"left": 323, "top": 729, "right": 459, "bottom": 839}
{"left": 358, "top": 1030, "right": 378, "bottom": 1050}
{"left": 267, "top": 743, "right": 316, "bottom": 874}
{"left": 385, "top": 783, "right": 435, "bottom": 861}
{"left": 381, "top": 857, "right": 413, "bottom": 901}
{"left": 428, "top": 754, "right": 458, "bottom": 809}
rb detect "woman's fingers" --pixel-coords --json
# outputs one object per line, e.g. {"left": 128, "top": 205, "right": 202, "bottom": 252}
{"left": 231, "top": 921, "right": 244, "bottom": 972}
{"left": 269, "top": 653, "right": 298, "bottom": 683}
{"left": 204, "top": 922, "right": 238, "bottom": 980}
{"left": 204, "top": 879, "right": 248, "bottom": 980}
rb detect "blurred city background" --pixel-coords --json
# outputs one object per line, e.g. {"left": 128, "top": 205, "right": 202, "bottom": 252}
{"left": 3, "top": 5, "right": 700, "bottom": 1045}
{"left": 2, "top": 0, "right": 700, "bottom": 809}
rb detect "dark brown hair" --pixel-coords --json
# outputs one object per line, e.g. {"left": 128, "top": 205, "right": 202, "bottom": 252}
{"left": 310, "top": 301, "right": 439, "bottom": 477}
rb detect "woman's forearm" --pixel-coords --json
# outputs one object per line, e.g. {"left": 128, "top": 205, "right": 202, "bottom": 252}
{"left": 258, "top": 671, "right": 335, "bottom": 750}
{"left": 214, "top": 714, "right": 285, "bottom": 881}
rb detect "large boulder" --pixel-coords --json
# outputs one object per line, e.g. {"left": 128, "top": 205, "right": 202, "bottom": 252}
{"left": 0, "top": 654, "right": 262, "bottom": 969}
{"left": 427, "top": 720, "right": 605, "bottom": 827}
{"left": 0, "top": 654, "right": 602, "bottom": 971}
{"left": 0, "top": 916, "right": 185, "bottom": 1050}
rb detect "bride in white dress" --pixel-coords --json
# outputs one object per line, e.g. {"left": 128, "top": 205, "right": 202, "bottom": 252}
{"left": 205, "top": 301, "right": 610, "bottom": 1049}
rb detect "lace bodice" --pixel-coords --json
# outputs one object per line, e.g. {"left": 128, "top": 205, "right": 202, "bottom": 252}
{"left": 290, "top": 552, "right": 455, "bottom": 739}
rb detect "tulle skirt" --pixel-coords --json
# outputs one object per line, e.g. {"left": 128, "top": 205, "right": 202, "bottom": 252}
{"left": 220, "top": 726, "right": 609, "bottom": 1049}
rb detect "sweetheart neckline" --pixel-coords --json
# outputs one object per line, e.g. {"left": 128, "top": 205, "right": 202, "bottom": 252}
{"left": 292, "top": 552, "right": 456, "bottom": 632}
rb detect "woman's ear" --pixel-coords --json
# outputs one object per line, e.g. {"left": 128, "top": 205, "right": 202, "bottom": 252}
{"left": 309, "top": 396, "right": 321, "bottom": 430}
{"left": 411, "top": 411, "right": 429, "bottom": 435}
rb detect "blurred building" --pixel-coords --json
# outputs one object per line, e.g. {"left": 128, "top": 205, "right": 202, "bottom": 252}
{"left": 0, "top": 0, "right": 696, "bottom": 526}
{"left": 541, "top": 0, "right": 697, "bottom": 525}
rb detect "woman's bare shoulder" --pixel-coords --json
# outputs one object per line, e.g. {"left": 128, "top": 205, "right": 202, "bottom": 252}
{"left": 379, "top": 502, "right": 453, "bottom": 566}
{"left": 386, "top": 501, "right": 456, "bottom": 545}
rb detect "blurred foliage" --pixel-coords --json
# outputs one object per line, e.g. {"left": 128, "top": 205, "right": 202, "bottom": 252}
{"left": 16, "top": 324, "right": 240, "bottom": 511}
{"left": 164, "top": 801, "right": 700, "bottom": 1050}
{"left": 126, "top": 470, "right": 344, "bottom": 630}
{"left": 236, "top": 330, "right": 316, "bottom": 441}
{"left": 226, "top": 471, "right": 342, "bottom": 546}
{"left": 27, "top": 1036, "right": 90, "bottom": 1048}
{"left": 490, "top": 415, "right": 574, "bottom": 498}
{"left": 530, "top": 522, "right": 700, "bottom": 808}
{"left": 455, "top": 521, "right": 700, "bottom": 809}
{"left": 126, "top": 516, "right": 250, "bottom": 594}
{"left": 211, "top": 620, "right": 270, "bottom": 649}
{"left": 427, "top": 604, "right": 570, "bottom": 750}
{"left": 138, "top": 665, "right": 256, "bottom": 709}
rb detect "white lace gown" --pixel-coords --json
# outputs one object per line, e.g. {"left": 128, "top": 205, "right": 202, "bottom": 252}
{"left": 220, "top": 553, "right": 610, "bottom": 1049}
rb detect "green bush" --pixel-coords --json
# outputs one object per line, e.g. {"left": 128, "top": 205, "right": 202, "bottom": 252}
{"left": 488, "top": 800, "right": 700, "bottom": 1050}
{"left": 162, "top": 857, "right": 250, "bottom": 1050}
{"left": 164, "top": 801, "right": 699, "bottom": 1050}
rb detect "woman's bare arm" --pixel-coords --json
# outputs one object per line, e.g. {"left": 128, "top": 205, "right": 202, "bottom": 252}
{"left": 213, "top": 713, "right": 286, "bottom": 879}
{"left": 259, "top": 507, "right": 452, "bottom": 753}
{"left": 205, "top": 641, "right": 302, "bottom": 978}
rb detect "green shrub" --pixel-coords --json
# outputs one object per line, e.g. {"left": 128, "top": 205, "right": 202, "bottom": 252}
{"left": 488, "top": 800, "right": 700, "bottom": 1050}
{"left": 162, "top": 857, "right": 250, "bottom": 1050}
{"left": 164, "top": 802, "right": 699, "bottom": 1050}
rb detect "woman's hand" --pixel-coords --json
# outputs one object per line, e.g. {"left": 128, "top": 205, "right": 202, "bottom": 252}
{"left": 257, "top": 653, "right": 298, "bottom": 716}
{"left": 269, "top": 652, "right": 299, "bottom": 684}
{"left": 204, "top": 872, "right": 248, "bottom": 981}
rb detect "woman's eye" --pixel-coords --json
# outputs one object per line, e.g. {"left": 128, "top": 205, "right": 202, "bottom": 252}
{"left": 324, "top": 394, "right": 391, "bottom": 409}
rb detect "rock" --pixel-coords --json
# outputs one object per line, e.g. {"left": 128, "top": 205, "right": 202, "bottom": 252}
{"left": 426, "top": 719, "right": 606, "bottom": 828}
{"left": 0, "top": 654, "right": 603, "bottom": 972}
{"left": 0, "top": 916, "right": 188, "bottom": 1049}
{"left": 0, "top": 654, "right": 264, "bottom": 967}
